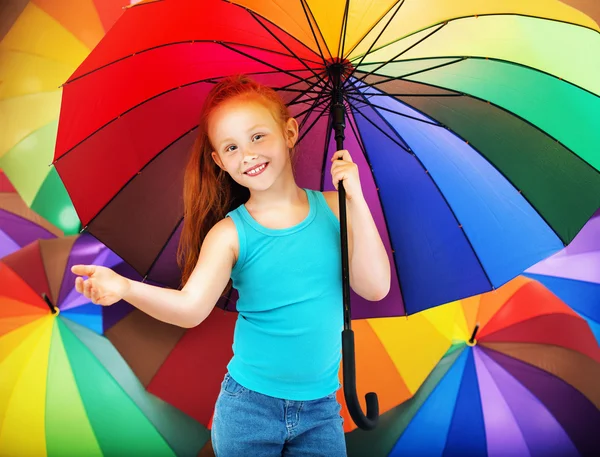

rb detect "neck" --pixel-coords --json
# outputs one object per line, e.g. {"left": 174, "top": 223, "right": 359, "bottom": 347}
{"left": 245, "top": 164, "right": 304, "bottom": 211}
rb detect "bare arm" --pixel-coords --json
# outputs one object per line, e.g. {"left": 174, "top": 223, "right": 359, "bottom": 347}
{"left": 73, "top": 218, "right": 237, "bottom": 328}
{"left": 324, "top": 191, "right": 391, "bottom": 301}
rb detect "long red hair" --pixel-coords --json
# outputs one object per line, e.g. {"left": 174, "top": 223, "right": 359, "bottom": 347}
{"left": 177, "top": 75, "right": 293, "bottom": 289}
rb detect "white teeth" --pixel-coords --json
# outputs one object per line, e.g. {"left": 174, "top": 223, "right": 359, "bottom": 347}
{"left": 247, "top": 163, "right": 266, "bottom": 175}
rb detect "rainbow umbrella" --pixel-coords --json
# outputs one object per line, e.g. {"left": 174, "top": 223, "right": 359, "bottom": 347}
{"left": 0, "top": 0, "right": 127, "bottom": 234}
{"left": 525, "top": 209, "right": 600, "bottom": 343}
{"left": 346, "top": 275, "right": 600, "bottom": 456}
{"left": 1, "top": 170, "right": 62, "bottom": 258}
{"left": 0, "top": 244, "right": 208, "bottom": 456}
{"left": 103, "top": 298, "right": 461, "bottom": 429}
{"left": 0, "top": 233, "right": 149, "bottom": 335}
{"left": 54, "top": 0, "right": 600, "bottom": 428}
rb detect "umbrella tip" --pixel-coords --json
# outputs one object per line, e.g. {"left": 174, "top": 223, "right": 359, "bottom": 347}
{"left": 42, "top": 293, "right": 59, "bottom": 315}
{"left": 468, "top": 323, "right": 480, "bottom": 346}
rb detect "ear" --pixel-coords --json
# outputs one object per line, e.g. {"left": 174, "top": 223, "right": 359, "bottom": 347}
{"left": 285, "top": 117, "right": 299, "bottom": 149}
{"left": 211, "top": 151, "right": 225, "bottom": 170}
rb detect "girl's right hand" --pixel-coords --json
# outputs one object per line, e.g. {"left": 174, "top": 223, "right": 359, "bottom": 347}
{"left": 72, "top": 264, "right": 131, "bottom": 307}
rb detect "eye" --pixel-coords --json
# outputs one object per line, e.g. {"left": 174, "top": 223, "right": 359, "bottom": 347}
{"left": 225, "top": 144, "right": 237, "bottom": 153}
{"left": 252, "top": 133, "right": 264, "bottom": 142}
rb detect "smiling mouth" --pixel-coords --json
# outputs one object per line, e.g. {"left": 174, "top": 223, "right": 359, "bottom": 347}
{"left": 244, "top": 163, "right": 268, "bottom": 176}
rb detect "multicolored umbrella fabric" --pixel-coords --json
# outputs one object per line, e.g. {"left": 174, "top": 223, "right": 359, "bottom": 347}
{"left": 346, "top": 275, "right": 600, "bottom": 457}
{"left": 525, "top": 209, "right": 600, "bottom": 343}
{"left": 104, "top": 299, "right": 462, "bottom": 430}
{"left": 0, "top": 246, "right": 208, "bottom": 456}
{"left": 54, "top": 0, "right": 600, "bottom": 317}
{"left": 0, "top": 0, "right": 127, "bottom": 234}
{"left": 105, "top": 299, "right": 238, "bottom": 429}
{"left": 1, "top": 170, "right": 62, "bottom": 258}
{"left": 0, "top": 232, "right": 144, "bottom": 336}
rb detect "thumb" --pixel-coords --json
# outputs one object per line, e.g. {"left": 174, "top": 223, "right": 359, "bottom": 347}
{"left": 71, "top": 265, "right": 96, "bottom": 277}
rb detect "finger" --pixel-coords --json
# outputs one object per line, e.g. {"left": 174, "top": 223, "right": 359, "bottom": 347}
{"left": 331, "top": 150, "right": 351, "bottom": 162}
{"left": 75, "top": 276, "right": 84, "bottom": 294}
{"left": 72, "top": 265, "right": 96, "bottom": 277}
{"left": 91, "top": 287, "right": 100, "bottom": 305}
{"left": 332, "top": 171, "right": 347, "bottom": 185}
{"left": 83, "top": 279, "right": 93, "bottom": 300}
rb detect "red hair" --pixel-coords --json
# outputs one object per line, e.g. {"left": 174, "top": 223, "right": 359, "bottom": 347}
{"left": 177, "top": 75, "right": 292, "bottom": 290}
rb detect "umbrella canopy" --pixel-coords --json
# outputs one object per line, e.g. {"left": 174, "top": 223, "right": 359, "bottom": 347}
{"left": 525, "top": 209, "right": 600, "bottom": 343}
{"left": 1, "top": 170, "right": 62, "bottom": 258}
{"left": 104, "top": 297, "right": 463, "bottom": 430}
{"left": 1, "top": 233, "right": 143, "bottom": 335}
{"left": 0, "top": 245, "right": 207, "bottom": 456}
{"left": 346, "top": 275, "right": 600, "bottom": 457}
{"left": 0, "top": 0, "right": 127, "bottom": 234}
{"left": 54, "top": 0, "right": 600, "bottom": 317}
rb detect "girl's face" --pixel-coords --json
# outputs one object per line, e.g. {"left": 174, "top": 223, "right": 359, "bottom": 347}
{"left": 209, "top": 96, "right": 298, "bottom": 191}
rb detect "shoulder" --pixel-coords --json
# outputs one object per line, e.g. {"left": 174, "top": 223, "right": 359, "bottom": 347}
{"left": 204, "top": 217, "right": 239, "bottom": 258}
{"left": 321, "top": 190, "right": 340, "bottom": 219}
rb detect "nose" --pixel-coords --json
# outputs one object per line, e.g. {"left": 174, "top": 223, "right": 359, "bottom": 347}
{"left": 241, "top": 148, "right": 258, "bottom": 164}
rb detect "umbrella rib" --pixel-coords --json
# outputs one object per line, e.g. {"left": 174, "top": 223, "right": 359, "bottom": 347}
{"left": 246, "top": 9, "right": 327, "bottom": 86}
{"left": 344, "top": 0, "right": 406, "bottom": 80}
{"left": 348, "top": 86, "right": 494, "bottom": 292}
{"left": 297, "top": 99, "right": 332, "bottom": 145}
{"left": 357, "top": 58, "right": 600, "bottom": 182}
{"left": 64, "top": 40, "right": 322, "bottom": 85}
{"left": 318, "top": 105, "right": 334, "bottom": 191}
{"left": 141, "top": 216, "right": 185, "bottom": 285}
{"left": 353, "top": 73, "right": 582, "bottom": 247}
{"left": 218, "top": 42, "right": 314, "bottom": 83}
{"left": 357, "top": 54, "right": 600, "bottom": 100}
{"left": 295, "top": 98, "right": 329, "bottom": 129}
{"left": 343, "top": 107, "right": 409, "bottom": 314}
{"left": 55, "top": 69, "right": 313, "bottom": 163}
{"left": 346, "top": 103, "right": 411, "bottom": 153}
{"left": 278, "top": 75, "right": 330, "bottom": 106}
{"left": 285, "top": 75, "right": 327, "bottom": 110}
{"left": 344, "top": 93, "right": 441, "bottom": 128}
{"left": 351, "top": 56, "right": 466, "bottom": 87}
{"left": 78, "top": 124, "right": 198, "bottom": 235}
{"left": 299, "top": 0, "right": 333, "bottom": 64}
{"left": 224, "top": 0, "right": 329, "bottom": 60}
{"left": 337, "top": 0, "right": 350, "bottom": 61}
{"left": 343, "top": 0, "right": 405, "bottom": 60}
{"left": 288, "top": 94, "right": 325, "bottom": 108}
{"left": 350, "top": 22, "right": 447, "bottom": 88}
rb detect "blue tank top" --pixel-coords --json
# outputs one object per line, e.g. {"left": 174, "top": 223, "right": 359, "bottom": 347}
{"left": 225, "top": 188, "right": 343, "bottom": 401}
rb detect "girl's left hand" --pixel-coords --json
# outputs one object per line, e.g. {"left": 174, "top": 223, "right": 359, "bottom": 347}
{"left": 331, "top": 150, "right": 363, "bottom": 201}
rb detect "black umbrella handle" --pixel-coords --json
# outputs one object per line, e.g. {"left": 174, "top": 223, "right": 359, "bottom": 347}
{"left": 329, "top": 60, "right": 379, "bottom": 430}
{"left": 342, "top": 329, "right": 379, "bottom": 430}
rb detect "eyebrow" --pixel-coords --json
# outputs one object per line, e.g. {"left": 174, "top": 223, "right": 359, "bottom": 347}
{"left": 217, "top": 125, "right": 269, "bottom": 148}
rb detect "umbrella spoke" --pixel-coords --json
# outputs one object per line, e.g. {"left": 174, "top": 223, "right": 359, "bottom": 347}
{"left": 351, "top": 22, "right": 447, "bottom": 88}
{"left": 219, "top": 42, "right": 313, "bottom": 84}
{"left": 67, "top": 40, "right": 323, "bottom": 84}
{"left": 345, "top": 98, "right": 411, "bottom": 153}
{"left": 344, "top": 108, "right": 407, "bottom": 311}
{"left": 352, "top": 57, "right": 466, "bottom": 88}
{"left": 283, "top": 75, "right": 330, "bottom": 106}
{"left": 337, "top": 0, "right": 350, "bottom": 61}
{"left": 246, "top": 9, "right": 327, "bottom": 86}
{"left": 344, "top": 92, "right": 441, "bottom": 128}
{"left": 343, "top": 0, "right": 405, "bottom": 61}
{"left": 344, "top": 0, "right": 407, "bottom": 82}
{"left": 297, "top": 98, "right": 332, "bottom": 145}
{"left": 299, "top": 0, "right": 331, "bottom": 68}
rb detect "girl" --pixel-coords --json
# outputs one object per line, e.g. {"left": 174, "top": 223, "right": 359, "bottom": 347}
{"left": 72, "top": 75, "right": 390, "bottom": 456}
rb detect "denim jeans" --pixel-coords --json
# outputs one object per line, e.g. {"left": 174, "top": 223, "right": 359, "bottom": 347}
{"left": 211, "top": 372, "right": 346, "bottom": 457}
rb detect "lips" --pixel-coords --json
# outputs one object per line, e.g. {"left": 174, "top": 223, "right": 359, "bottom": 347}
{"left": 244, "top": 163, "right": 268, "bottom": 176}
